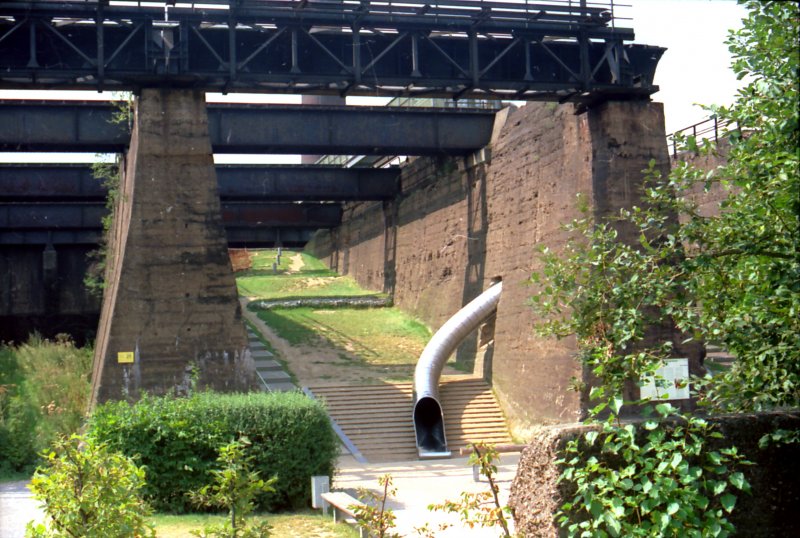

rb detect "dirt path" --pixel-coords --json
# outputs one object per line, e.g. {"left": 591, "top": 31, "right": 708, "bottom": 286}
{"left": 287, "top": 252, "right": 304, "bottom": 273}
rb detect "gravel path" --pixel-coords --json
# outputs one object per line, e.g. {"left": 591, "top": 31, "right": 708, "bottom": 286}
{"left": 0, "top": 481, "right": 41, "bottom": 538}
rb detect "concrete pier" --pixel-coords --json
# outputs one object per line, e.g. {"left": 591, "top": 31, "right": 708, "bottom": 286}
{"left": 90, "top": 89, "right": 257, "bottom": 404}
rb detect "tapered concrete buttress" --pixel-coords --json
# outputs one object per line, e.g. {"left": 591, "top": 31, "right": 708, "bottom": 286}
{"left": 90, "top": 89, "right": 258, "bottom": 404}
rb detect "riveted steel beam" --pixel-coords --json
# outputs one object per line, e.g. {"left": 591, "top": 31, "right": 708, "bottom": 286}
{"left": 0, "top": 163, "right": 400, "bottom": 201}
{"left": 0, "top": 1, "right": 663, "bottom": 101}
{"left": 0, "top": 201, "right": 341, "bottom": 244}
{"left": 0, "top": 202, "right": 341, "bottom": 230}
{"left": 225, "top": 227, "right": 314, "bottom": 248}
{"left": 0, "top": 101, "right": 495, "bottom": 154}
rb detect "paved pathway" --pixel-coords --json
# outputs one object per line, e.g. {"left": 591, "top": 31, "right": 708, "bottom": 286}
{"left": 0, "top": 481, "right": 41, "bottom": 538}
{"left": 333, "top": 453, "right": 520, "bottom": 537}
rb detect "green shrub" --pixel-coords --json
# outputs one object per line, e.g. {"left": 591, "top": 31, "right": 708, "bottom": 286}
{"left": 26, "top": 434, "right": 155, "bottom": 538}
{"left": 188, "top": 437, "right": 276, "bottom": 537}
{"left": 0, "top": 336, "right": 92, "bottom": 474}
{"left": 88, "top": 391, "right": 339, "bottom": 513}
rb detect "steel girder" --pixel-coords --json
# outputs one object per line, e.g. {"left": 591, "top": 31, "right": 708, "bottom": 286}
{"left": 0, "top": 1, "right": 663, "bottom": 102}
{"left": 0, "top": 227, "right": 313, "bottom": 247}
{"left": 225, "top": 227, "right": 314, "bottom": 248}
{"left": 0, "top": 201, "right": 342, "bottom": 245}
{"left": 0, "top": 100, "right": 495, "bottom": 154}
{"left": 0, "top": 163, "right": 400, "bottom": 200}
{"left": 0, "top": 202, "right": 343, "bottom": 228}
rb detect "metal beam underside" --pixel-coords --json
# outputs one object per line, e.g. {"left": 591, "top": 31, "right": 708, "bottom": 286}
{"left": 0, "top": 228, "right": 313, "bottom": 246}
{"left": 225, "top": 227, "right": 313, "bottom": 248}
{"left": 0, "top": 101, "right": 495, "bottom": 154}
{"left": 0, "top": 1, "right": 663, "bottom": 101}
{"left": 0, "top": 164, "right": 400, "bottom": 201}
{"left": 0, "top": 202, "right": 342, "bottom": 228}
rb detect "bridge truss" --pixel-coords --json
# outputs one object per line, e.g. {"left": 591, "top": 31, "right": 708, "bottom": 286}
{"left": 0, "top": 0, "right": 663, "bottom": 102}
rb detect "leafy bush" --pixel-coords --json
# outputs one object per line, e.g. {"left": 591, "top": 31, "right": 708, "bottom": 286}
{"left": 557, "top": 404, "right": 750, "bottom": 537}
{"left": 188, "top": 437, "right": 276, "bottom": 537}
{"left": 0, "top": 335, "right": 92, "bottom": 474}
{"left": 88, "top": 391, "right": 339, "bottom": 513}
{"left": 26, "top": 434, "right": 155, "bottom": 538}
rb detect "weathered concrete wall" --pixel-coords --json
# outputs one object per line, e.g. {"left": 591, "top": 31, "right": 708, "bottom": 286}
{"left": 0, "top": 245, "right": 100, "bottom": 344}
{"left": 309, "top": 100, "right": 698, "bottom": 431}
{"left": 509, "top": 411, "right": 800, "bottom": 537}
{"left": 90, "top": 89, "right": 256, "bottom": 404}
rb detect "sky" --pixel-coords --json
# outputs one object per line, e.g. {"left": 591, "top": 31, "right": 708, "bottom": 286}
{"left": 0, "top": 0, "right": 747, "bottom": 163}
{"left": 628, "top": 0, "right": 747, "bottom": 134}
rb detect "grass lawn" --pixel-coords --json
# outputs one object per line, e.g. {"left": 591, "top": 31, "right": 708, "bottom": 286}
{"left": 236, "top": 249, "right": 383, "bottom": 300}
{"left": 256, "top": 306, "right": 431, "bottom": 367}
{"left": 152, "top": 511, "right": 359, "bottom": 537}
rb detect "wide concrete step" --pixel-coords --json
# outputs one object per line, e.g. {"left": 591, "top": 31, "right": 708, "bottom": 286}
{"left": 265, "top": 382, "right": 297, "bottom": 392}
{"left": 255, "top": 359, "right": 283, "bottom": 372}
{"left": 308, "top": 377, "right": 512, "bottom": 463}
{"left": 259, "top": 370, "right": 291, "bottom": 382}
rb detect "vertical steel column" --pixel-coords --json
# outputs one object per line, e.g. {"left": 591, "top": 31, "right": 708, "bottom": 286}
{"left": 411, "top": 32, "right": 421, "bottom": 78}
{"left": 97, "top": 6, "right": 105, "bottom": 87}
{"left": 228, "top": 10, "right": 237, "bottom": 83}
{"left": 469, "top": 31, "right": 480, "bottom": 88}
{"left": 27, "top": 19, "right": 39, "bottom": 68}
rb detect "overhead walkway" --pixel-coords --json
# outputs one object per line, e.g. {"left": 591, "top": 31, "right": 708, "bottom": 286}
{"left": 307, "top": 378, "right": 512, "bottom": 463}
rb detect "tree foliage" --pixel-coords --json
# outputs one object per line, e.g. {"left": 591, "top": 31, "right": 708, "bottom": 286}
{"left": 26, "top": 435, "right": 155, "bottom": 538}
{"left": 530, "top": 1, "right": 798, "bottom": 535}
{"left": 682, "top": 0, "right": 799, "bottom": 411}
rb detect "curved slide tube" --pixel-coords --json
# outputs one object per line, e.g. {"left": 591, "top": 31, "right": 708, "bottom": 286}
{"left": 413, "top": 282, "right": 503, "bottom": 457}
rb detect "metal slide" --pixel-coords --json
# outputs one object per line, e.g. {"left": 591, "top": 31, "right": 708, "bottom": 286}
{"left": 413, "top": 282, "right": 503, "bottom": 458}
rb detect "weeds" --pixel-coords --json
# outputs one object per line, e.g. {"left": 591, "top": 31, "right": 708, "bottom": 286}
{"left": 352, "top": 474, "right": 399, "bottom": 538}
{"left": 0, "top": 335, "right": 92, "bottom": 474}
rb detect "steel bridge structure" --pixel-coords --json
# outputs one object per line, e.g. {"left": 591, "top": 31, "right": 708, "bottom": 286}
{"left": 0, "top": 0, "right": 663, "bottom": 102}
{"left": 0, "top": 1, "right": 665, "bottom": 243}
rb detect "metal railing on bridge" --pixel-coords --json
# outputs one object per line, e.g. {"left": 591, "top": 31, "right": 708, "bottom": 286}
{"left": 666, "top": 116, "right": 739, "bottom": 158}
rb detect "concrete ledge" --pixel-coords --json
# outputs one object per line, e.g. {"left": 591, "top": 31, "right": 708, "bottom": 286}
{"left": 250, "top": 296, "right": 392, "bottom": 310}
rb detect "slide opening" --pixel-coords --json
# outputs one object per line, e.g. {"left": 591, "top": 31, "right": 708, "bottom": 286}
{"left": 413, "top": 396, "right": 450, "bottom": 457}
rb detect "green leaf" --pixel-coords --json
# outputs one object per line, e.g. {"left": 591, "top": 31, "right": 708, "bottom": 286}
{"left": 611, "top": 395, "right": 624, "bottom": 415}
{"left": 667, "top": 501, "right": 679, "bottom": 515}
{"left": 720, "top": 493, "right": 737, "bottom": 513}
{"left": 730, "top": 472, "right": 748, "bottom": 491}
{"left": 603, "top": 511, "right": 622, "bottom": 536}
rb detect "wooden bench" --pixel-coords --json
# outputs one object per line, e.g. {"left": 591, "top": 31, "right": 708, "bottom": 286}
{"left": 459, "top": 443, "right": 527, "bottom": 482}
{"left": 320, "top": 491, "right": 366, "bottom": 538}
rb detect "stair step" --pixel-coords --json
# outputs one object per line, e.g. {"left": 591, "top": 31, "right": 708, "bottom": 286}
{"left": 266, "top": 382, "right": 297, "bottom": 392}
{"left": 255, "top": 359, "right": 282, "bottom": 371}
{"left": 308, "top": 379, "right": 511, "bottom": 463}
{"left": 259, "top": 370, "right": 292, "bottom": 382}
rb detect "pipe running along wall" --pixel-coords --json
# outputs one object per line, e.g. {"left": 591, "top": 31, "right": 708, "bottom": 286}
{"left": 413, "top": 281, "right": 502, "bottom": 457}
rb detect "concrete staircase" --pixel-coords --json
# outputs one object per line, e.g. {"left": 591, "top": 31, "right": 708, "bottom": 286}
{"left": 307, "top": 377, "right": 512, "bottom": 463}
{"left": 247, "top": 327, "right": 296, "bottom": 392}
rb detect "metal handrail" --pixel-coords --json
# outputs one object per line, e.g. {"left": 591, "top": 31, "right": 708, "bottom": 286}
{"left": 666, "top": 116, "right": 737, "bottom": 158}
{"left": 6, "top": 0, "right": 627, "bottom": 28}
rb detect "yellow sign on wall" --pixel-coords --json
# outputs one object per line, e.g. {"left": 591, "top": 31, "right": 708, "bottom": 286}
{"left": 117, "top": 351, "right": 134, "bottom": 364}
